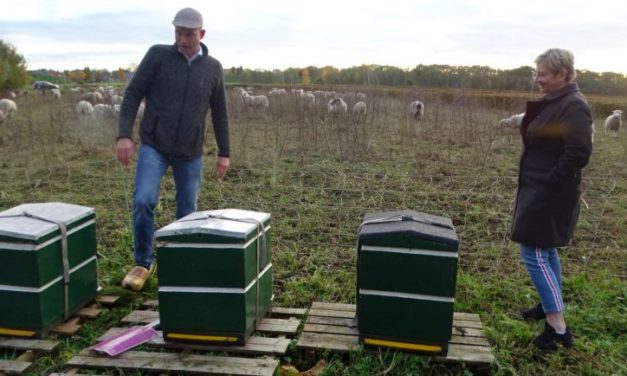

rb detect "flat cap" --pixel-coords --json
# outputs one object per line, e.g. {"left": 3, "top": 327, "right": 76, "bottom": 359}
{"left": 172, "top": 7, "right": 203, "bottom": 29}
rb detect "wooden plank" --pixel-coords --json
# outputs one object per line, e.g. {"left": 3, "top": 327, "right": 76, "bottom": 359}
{"left": 150, "top": 335, "right": 290, "bottom": 356}
{"left": 67, "top": 349, "right": 279, "bottom": 376}
{"left": 98, "top": 328, "right": 291, "bottom": 356}
{"left": 449, "top": 335, "right": 490, "bottom": 347}
{"left": 0, "top": 359, "right": 33, "bottom": 374}
{"left": 256, "top": 318, "right": 300, "bottom": 335}
{"left": 0, "top": 337, "right": 59, "bottom": 352}
{"left": 308, "top": 308, "right": 356, "bottom": 319}
{"left": 95, "top": 295, "right": 120, "bottom": 306}
{"left": 452, "top": 327, "right": 484, "bottom": 338}
{"left": 269, "top": 307, "right": 308, "bottom": 317}
{"left": 311, "top": 302, "right": 356, "bottom": 312}
{"left": 453, "top": 320, "right": 483, "bottom": 330}
{"left": 121, "top": 310, "right": 159, "bottom": 324}
{"left": 438, "top": 343, "right": 494, "bottom": 365}
{"left": 453, "top": 312, "right": 481, "bottom": 322}
{"left": 303, "top": 323, "right": 359, "bottom": 336}
{"left": 75, "top": 307, "right": 102, "bottom": 319}
{"left": 122, "top": 311, "right": 299, "bottom": 335}
{"left": 307, "top": 316, "right": 355, "bottom": 327}
{"left": 51, "top": 317, "right": 83, "bottom": 336}
{"left": 297, "top": 332, "right": 360, "bottom": 352}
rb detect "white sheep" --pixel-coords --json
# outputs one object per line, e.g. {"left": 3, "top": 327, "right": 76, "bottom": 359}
{"left": 299, "top": 91, "right": 316, "bottom": 110}
{"left": 75, "top": 100, "right": 94, "bottom": 116}
{"left": 0, "top": 109, "right": 5, "bottom": 123}
{"left": 111, "top": 94, "right": 123, "bottom": 105}
{"left": 0, "top": 98, "right": 18, "bottom": 118}
{"left": 604, "top": 110, "right": 622, "bottom": 137}
{"left": 80, "top": 91, "right": 104, "bottom": 105}
{"left": 240, "top": 91, "right": 269, "bottom": 108}
{"left": 409, "top": 100, "right": 424, "bottom": 120}
{"left": 51, "top": 89, "right": 61, "bottom": 99}
{"left": 268, "top": 88, "right": 287, "bottom": 97}
{"left": 93, "top": 104, "right": 117, "bottom": 119}
{"left": 352, "top": 101, "right": 367, "bottom": 120}
{"left": 498, "top": 113, "right": 525, "bottom": 129}
{"left": 328, "top": 96, "right": 347, "bottom": 116}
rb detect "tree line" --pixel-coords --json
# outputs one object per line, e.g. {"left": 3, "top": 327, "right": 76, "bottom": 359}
{"left": 224, "top": 64, "right": 627, "bottom": 96}
{"left": 2, "top": 40, "right": 627, "bottom": 96}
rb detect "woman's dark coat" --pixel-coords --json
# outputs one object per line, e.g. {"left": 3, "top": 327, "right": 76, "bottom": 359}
{"left": 511, "top": 83, "right": 593, "bottom": 248}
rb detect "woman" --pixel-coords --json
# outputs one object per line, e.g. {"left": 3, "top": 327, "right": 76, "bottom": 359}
{"left": 511, "top": 48, "right": 593, "bottom": 350}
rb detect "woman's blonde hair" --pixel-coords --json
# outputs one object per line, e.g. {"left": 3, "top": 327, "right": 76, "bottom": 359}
{"left": 535, "top": 48, "right": 576, "bottom": 82}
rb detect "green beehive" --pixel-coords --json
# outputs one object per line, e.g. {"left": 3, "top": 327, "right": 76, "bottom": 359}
{"left": 155, "top": 208, "right": 272, "bottom": 345}
{"left": 0, "top": 202, "right": 97, "bottom": 338}
{"left": 357, "top": 209, "right": 459, "bottom": 355}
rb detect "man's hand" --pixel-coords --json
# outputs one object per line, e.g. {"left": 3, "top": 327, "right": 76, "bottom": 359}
{"left": 216, "top": 156, "right": 230, "bottom": 178}
{"left": 116, "top": 138, "right": 135, "bottom": 167}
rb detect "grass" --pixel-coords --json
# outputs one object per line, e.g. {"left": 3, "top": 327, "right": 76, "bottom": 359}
{"left": 0, "top": 86, "right": 625, "bottom": 375}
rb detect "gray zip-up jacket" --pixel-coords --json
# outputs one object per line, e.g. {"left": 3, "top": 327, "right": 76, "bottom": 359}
{"left": 118, "top": 42, "right": 229, "bottom": 159}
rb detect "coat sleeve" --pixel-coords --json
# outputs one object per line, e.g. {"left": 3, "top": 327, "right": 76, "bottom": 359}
{"left": 547, "top": 99, "right": 593, "bottom": 185}
{"left": 209, "top": 62, "right": 230, "bottom": 157}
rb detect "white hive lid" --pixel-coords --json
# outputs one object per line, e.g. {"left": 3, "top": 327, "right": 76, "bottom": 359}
{"left": 0, "top": 202, "right": 95, "bottom": 241}
{"left": 155, "top": 208, "right": 271, "bottom": 240}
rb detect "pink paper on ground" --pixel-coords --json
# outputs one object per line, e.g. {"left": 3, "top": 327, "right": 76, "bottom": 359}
{"left": 90, "top": 326, "right": 159, "bottom": 356}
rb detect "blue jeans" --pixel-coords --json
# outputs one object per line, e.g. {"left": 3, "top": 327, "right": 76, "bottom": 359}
{"left": 519, "top": 244, "right": 564, "bottom": 314}
{"left": 132, "top": 144, "right": 203, "bottom": 267}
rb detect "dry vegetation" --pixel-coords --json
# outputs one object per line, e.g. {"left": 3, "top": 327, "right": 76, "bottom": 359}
{"left": 0, "top": 85, "right": 625, "bottom": 375}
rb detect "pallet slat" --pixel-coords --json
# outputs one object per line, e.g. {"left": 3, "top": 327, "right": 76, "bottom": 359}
{"left": 98, "top": 328, "right": 291, "bottom": 356}
{"left": 0, "top": 337, "right": 59, "bottom": 352}
{"left": 122, "top": 311, "right": 299, "bottom": 335}
{"left": 0, "top": 359, "right": 32, "bottom": 374}
{"left": 66, "top": 349, "right": 278, "bottom": 376}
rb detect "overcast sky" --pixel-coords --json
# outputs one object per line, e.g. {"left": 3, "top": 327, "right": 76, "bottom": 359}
{"left": 2, "top": 0, "right": 626, "bottom": 74}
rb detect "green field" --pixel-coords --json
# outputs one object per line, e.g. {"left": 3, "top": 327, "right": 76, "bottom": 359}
{"left": 0, "top": 86, "right": 625, "bottom": 375}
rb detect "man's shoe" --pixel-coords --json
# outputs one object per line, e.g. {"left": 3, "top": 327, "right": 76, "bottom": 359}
{"left": 121, "top": 265, "right": 155, "bottom": 292}
{"left": 521, "top": 302, "right": 546, "bottom": 321}
{"left": 532, "top": 322, "right": 574, "bottom": 351}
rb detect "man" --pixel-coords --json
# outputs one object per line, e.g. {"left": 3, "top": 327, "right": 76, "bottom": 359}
{"left": 117, "top": 7, "right": 230, "bottom": 291}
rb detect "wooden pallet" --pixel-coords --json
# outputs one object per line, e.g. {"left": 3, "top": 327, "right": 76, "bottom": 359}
{"left": 62, "top": 300, "right": 308, "bottom": 375}
{"left": 50, "top": 295, "right": 120, "bottom": 336}
{"left": 297, "top": 302, "right": 494, "bottom": 366}
{"left": 0, "top": 337, "right": 59, "bottom": 375}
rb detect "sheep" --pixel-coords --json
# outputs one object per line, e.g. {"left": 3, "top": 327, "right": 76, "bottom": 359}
{"left": 111, "top": 94, "right": 123, "bottom": 105}
{"left": 604, "top": 110, "right": 622, "bottom": 137}
{"left": 498, "top": 113, "right": 525, "bottom": 129}
{"left": 352, "top": 101, "right": 367, "bottom": 120}
{"left": 0, "top": 109, "right": 5, "bottom": 123}
{"left": 356, "top": 92, "right": 367, "bottom": 101}
{"left": 0, "top": 99, "right": 17, "bottom": 118}
{"left": 299, "top": 91, "right": 316, "bottom": 110}
{"left": 328, "top": 96, "right": 348, "bottom": 116}
{"left": 75, "top": 100, "right": 94, "bottom": 116}
{"left": 240, "top": 91, "right": 269, "bottom": 109}
{"left": 268, "top": 88, "right": 287, "bottom": 97}
{"left": 409, "top": 100, "right": 424, "bottom": 120}
{"left": 80, "top": 91, "right": 104, "bottom": 105}
{"left": 51, "top": 88, "right": 61, "bottom": 99}
{"left": 93, "top": 104, "right": 117, "bottom": 119}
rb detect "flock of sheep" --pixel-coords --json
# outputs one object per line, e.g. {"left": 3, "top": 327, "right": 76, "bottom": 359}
{"left": 0, "top": 86, "right": 623, "bottom": 140}
{"left": 234, "top": 86, "right": 426, "bottom": 121}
